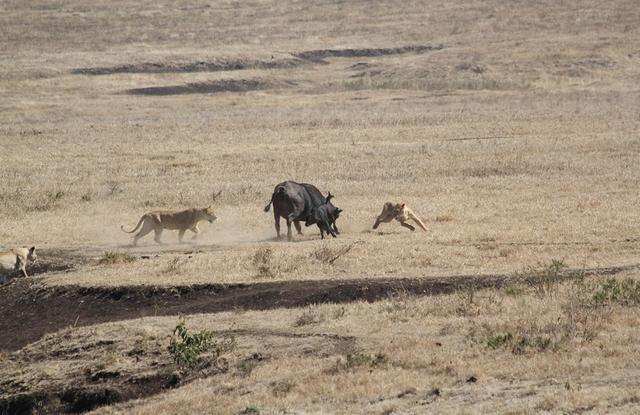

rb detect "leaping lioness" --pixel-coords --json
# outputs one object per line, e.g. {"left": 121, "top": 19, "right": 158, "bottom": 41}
{"left": 373, "top": 202, "right": 427, "bottom": 232}
{"left": 121, "top": 207, "right": 217, "bottom": 246}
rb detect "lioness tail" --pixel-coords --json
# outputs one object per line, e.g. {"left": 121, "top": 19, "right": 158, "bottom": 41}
{"left": 121, "top": 216, "right": 145, "bottom": 233}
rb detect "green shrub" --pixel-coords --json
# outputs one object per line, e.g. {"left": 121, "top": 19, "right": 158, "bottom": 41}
{"left": 343, "top": 352, "right": 388, "bottom": 369}
{"left": 168, "top": 319, "right": 235, "bottom": 367}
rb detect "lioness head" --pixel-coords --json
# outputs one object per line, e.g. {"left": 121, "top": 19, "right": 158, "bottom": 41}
{"left": 373, "top": 202, "right": 403, "bottom": 229}
{"left": 201, "top": 206, "right": 217, "bottom": 223}
{"left": 27, "top": 246, "right": 36, "bottom": 262}
{"left": 381, "top": 202, "right": 404, "bottom": 217}
{"left": 392, "top": 203, "right": 405, "bottom": 215}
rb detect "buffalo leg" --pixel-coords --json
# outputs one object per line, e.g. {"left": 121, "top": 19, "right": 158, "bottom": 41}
{"left": 294, "top": 221, "right": 303, "bottom": 235}
{"left": 154, "top": 228, "right": 164, "bottom": 244}
{"left": 274, "top": 210, "right": 281, "bottom": 239}
{"left": 400, "top": 221, "right": 416, "bottom": 231}
{"left": 286, "top": 218, "right": 293, "bottom": 241}
{"left": 190, "top": 225, "right": 199, "bottom": 240}
{"left": 332, "top": 223, "right": 340, "bottom": 234}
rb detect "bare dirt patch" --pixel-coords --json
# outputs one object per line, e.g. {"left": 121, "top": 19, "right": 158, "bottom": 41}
{"left": 71, "top": 44, "right": 443, "bottom": 76}
{"left": 72, "top": 57, "right": 305, "bottom": 75}
{"left": 124, "top": 79, "right": 287, "bottom": 96}
{"left": 0, "top": 371, "right": 180, "bottom": 415}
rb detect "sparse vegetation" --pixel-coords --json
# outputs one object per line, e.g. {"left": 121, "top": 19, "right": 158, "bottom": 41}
{"left": 592, "top": 278, "right": 640, "bottom": 307}
{"left": 434, "top": 214, "right": 454, "bottom": 223}
{"left": 518, "top": 259, "right": 575, "bottom": 297}
{"left": 252, "top": 248, "right": 275, "bottom": 278}
{"left": 250, "top": 247, "right": 299, "bottom": 279}
{"left": 241, "top": 405, "right": 261, "bottom": 415}
{"left": 485, "top": 329, "right": 559, "bottom": 354}
{"left": 311, "top": 241, "right": 363, "bottom": 265}
{"left": 338, "top": 352, "right": 389, "bottom": 370}
{"left": 336, "top": 75, "right": 528, "bottom": 93}
{"left": 98, "top": 252, "right": 136, "bottom": 265}
{"left": 163, "top": 257, "right": 185, "bottom": 275}
{"left": 168, "top": 319, "right": 235, "bottom": 367}
{"left": 294, "top": 309, "right": 324, "bottom": 327}
{"left": 270, "top": 379, "right": 295, "bottom": 397}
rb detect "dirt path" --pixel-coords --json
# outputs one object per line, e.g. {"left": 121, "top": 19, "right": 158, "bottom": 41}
{"left": 2, "top": 263, "right": 638, "bottom": 352}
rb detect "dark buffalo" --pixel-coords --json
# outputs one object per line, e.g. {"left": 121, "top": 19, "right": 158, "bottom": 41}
{"left": 264, "top": 181, "right": 342, "bottom": 240}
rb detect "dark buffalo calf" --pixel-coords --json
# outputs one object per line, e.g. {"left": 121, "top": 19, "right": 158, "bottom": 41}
{"left": 264, "top": 181, "right": 342, "bottom": 241}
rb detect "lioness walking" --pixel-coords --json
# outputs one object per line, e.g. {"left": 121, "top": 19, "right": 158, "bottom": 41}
{"left": 121, "top": 207, "right": 217, "bottom": 246}
{"left": 0, "top": 246, "right": 37, "bottom": 282}
{"left": 373, "top": 202, "right": 427, "bottom": 232}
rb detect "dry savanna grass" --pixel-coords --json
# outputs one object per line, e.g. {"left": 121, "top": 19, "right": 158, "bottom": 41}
{"left": 3, "top": 271, "right": 640, "bottom": 414}
{"left": 1, "top": 0, "right": 640, "bottom": 413}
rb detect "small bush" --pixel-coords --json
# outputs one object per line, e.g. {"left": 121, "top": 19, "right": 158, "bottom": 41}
{"left": 99, "top": 252, "right": 135, "bottom": 265}
{"left": 168, "top": 319, "right": 235, "bottom": 367}
{"left": 343, "top": 352, "right": 388, "bottom": 369}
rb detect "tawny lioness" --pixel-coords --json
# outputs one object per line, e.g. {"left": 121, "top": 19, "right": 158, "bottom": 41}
{"left": 373, "top": 202, "right": 427, "bottom": 232}
{"left": 0, "top": 246, "right": 36, "bottom": 282}
{"left": 121, "top": 207, "right": 217, "bottom": 246}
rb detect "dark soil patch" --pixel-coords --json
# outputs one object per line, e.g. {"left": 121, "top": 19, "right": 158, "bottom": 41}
{"left": 1, "top": 263, "right": 637, "bottom": 353}
{"left": 28, "top": 259, "right": 76, "bottom": 276}
{"left": 0, "top": 368, "right": 203, "bottom": 414}
{"left": 125, "top": 79, "right": 283, "bottom": 96}
{"left": 72, "top": 57, "right": 305, "bottom": 75}
{"left": 72, "top": 44, "right": 443, "bottom": 76}
{"left": 293, "top": 44, "right": 444, "bottom": 63}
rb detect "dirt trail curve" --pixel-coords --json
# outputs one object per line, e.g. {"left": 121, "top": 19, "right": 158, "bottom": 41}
{"left": 1, "top": 263, "right": 638, "bottom": 352}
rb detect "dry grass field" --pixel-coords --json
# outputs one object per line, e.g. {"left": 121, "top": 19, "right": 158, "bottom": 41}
{"left": 1, "top": 0, "right": 640, "bottom": 413}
